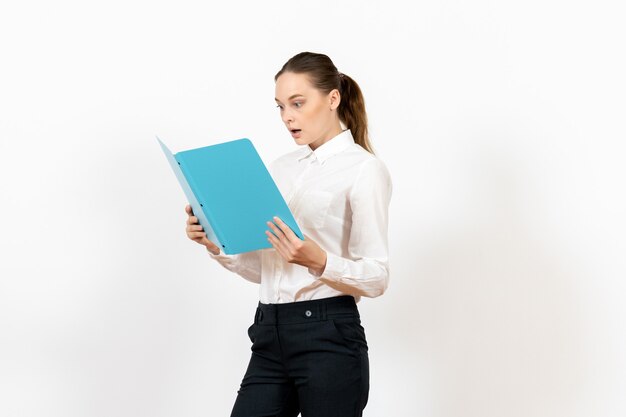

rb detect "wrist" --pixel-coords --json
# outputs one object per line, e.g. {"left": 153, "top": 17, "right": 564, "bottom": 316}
{"left": 310, "top": 250, "right": 327, "bottom": 276}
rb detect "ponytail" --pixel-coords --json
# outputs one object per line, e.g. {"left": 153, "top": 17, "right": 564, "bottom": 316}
{"left": 337, "top": 72, "right": 374, "bottom": 154}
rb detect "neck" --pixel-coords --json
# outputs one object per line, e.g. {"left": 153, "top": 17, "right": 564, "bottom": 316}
{"left": 309, "top": 124, "right": 343, "bottom": 151}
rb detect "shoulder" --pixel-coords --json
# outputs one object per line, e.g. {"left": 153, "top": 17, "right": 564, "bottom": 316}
{"left": 345, "top": 144, "right": 392, "bottom": 183}
{"left": 341, "top": 145, "right": 393, "bottom": 204}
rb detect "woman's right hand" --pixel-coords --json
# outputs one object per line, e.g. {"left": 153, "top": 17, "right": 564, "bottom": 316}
{"left": 185, "top": 204, "right": 221, "bottom": 255}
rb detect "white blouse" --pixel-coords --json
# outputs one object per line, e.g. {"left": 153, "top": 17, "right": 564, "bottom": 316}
{"left": 208, "top": 128, "right": 392, "bottom": 304}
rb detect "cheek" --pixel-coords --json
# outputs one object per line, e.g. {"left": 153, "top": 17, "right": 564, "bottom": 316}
{"left": 304, "top": 103, "right": 326, "bottom": 125}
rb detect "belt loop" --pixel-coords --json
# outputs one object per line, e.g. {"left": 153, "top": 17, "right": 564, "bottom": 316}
{"left": 321, "top": 302, "right": 327, "bottom": 320}
{"left": 255, "top": 307, "right": 262, "bottom": 324}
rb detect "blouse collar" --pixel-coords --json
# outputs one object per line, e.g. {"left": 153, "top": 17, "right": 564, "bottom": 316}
{"left": 297, "top": 129, "right": 355, "bottom": 164}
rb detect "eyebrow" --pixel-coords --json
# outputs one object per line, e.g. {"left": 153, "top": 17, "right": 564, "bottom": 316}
{"left": 274, "top": 94, "right": 305, "bottom": 102}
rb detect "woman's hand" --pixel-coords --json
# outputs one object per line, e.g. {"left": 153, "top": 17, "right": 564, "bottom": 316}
{"left": 185, "top": 204, "right": 221, "bottom": 255}
{"left": 266, "top": 216, "right": 327, "bottom": 275}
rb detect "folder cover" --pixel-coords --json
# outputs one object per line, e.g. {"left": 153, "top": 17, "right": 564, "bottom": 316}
{"left": 157, "top": 136, "right": 303, "bottom": 254}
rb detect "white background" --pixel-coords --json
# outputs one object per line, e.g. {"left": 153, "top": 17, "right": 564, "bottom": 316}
{"left": 1, "top": 1, "right": 625, "bottom": 416}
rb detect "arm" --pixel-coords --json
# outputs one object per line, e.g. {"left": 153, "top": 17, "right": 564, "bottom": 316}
{"left": 208, "top": 249, "right": 262, "bottom": 284}
{"left": 309, "top": 158, "right": 393, "bottom": 298}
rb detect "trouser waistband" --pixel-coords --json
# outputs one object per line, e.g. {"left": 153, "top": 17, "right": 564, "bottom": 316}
{"left": 254, "top": 295, "right": 359, "bottom": 325}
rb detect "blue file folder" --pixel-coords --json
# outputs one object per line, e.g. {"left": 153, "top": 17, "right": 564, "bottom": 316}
{"left": 157, "top": 136, "right": 303, "bottom": 254}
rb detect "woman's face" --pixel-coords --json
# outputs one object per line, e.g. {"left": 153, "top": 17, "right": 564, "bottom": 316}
{"left": 275, "top": 71, "right": 342, "bottom": 150}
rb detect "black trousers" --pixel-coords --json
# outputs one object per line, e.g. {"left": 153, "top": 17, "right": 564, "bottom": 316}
{"left": 230, "top": 295, "right": 369, "bottom": 417}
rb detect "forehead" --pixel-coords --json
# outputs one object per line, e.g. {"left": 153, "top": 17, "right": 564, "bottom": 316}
{"left": 275, "top": 72, "right": 315, "bottom": 100}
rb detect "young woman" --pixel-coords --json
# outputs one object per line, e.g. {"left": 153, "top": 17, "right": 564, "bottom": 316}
{"left": 185, "top": 51, "right": 392, "bottom": 417}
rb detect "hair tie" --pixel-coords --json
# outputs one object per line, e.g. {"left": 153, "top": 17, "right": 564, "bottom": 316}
{"left": 338, "top": 73, "right": 345, "bottom": 78}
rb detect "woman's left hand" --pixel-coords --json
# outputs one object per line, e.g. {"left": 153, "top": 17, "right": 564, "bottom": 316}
{"left": 266, "top": 216, "right": 327, "bottom": 275}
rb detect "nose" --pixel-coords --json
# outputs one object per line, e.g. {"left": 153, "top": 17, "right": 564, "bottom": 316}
{"left": 281, "top": 107, "right": 294, "bottom": 125}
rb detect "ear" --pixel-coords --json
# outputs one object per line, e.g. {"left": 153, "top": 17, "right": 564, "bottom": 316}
{"left": 329, "top": 88, "right": 341, "bottom": 110}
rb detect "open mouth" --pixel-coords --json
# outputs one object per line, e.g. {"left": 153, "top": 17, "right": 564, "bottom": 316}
{"left": 290, "top": 129, "right": 301, "bottom": 133}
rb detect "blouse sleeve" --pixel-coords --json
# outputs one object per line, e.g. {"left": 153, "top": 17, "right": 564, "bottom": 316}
{"left": 208, "top": 250, "right": 262, "bottom": 284}
{"left": 308, "top": 158, "right": 393, "bottom": 298}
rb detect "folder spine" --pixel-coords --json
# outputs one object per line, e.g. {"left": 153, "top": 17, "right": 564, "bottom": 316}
{"left": 176, "top": 155, "right": 228, "bottom": 252}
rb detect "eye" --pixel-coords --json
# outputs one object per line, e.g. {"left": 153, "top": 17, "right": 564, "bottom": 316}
{"left": 276, "top": 104, "right": 283, "bottom": 110}
{"left": 294, "top": 101, "right": 303, "bottom": 108}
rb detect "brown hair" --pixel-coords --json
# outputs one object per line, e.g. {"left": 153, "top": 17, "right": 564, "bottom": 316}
{"left": 274, "top": 51, "right": 375, "bottom": 154}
